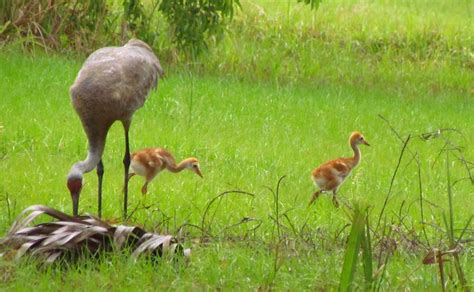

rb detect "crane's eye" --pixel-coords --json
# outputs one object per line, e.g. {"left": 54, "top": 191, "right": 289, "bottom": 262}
{"left": 193, "top": 165, "right": 198, "bottom": 168}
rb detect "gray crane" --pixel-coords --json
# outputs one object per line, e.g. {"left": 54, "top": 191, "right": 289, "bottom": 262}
{"left": 66, "top": 39, "right": 164, "bottom": 219}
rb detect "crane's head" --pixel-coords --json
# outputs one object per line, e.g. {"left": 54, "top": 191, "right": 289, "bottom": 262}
{"left": 186, "top": 158, "right": 203, "bottom": 178}
{"left": 350, "top": 131, "right": 370, "bottom": 146}
{"left": 126, "top": 38, "right": 153, "bottom": 52}
{"left": 67, "top": 168, "right": 83, "bottom": 216}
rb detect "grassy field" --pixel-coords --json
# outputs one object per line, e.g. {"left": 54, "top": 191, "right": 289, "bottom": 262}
{"left": 196, "top": 0, "right": 473, "bottom": 94}
{"left": 1, "top": 0, "right": 473, "bottom": 290}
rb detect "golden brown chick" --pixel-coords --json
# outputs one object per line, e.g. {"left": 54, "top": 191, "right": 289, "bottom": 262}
{"left": 128, "top": 147, "right": 202, "bottom": 194}
{"left": 309, "top": 131, "right": 369, "bottom": 207}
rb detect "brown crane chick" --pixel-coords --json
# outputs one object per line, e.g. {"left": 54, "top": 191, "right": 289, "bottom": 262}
{"left": 309, "top": 131, "right": 370, "bottom": 207}
{"left": 127, "top": 148, "right": 203, "bottom": 195}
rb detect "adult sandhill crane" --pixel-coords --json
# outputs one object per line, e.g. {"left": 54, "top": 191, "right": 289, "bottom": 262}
{"left": 308, "top": 131, "right": 370, "bottom": 207}
{"left": 66, "top": 39, "right": 164, "bottom": 219}
{"left": 127, "top": 147, "right": 203, "bottom": 195}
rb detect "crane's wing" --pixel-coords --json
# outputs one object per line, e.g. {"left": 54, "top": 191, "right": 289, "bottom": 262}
{"left": 155, "top": 148, "right": 176, "bottom": 168}
{"left": 331, "top": 160, "right": 351, "bottom": 179}
{"left": 71, "top": 40, "right": 164, "bottom": 112}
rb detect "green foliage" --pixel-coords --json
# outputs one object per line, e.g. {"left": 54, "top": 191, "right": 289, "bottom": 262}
{"left": 122, "top": 0, "right": 160, "bottom": 46}
{"left": 297, "top": 0, "right": 323, "bottom": 10}
{"left": 0, "top": 0, "right": 111, "bottom": 52}
{"left": 0, "top": 0, "right": 241, "bottom": 55}
{"left": 123, "top": 0, "right": 146, "bottom": 31}
{"left": 158, "top": 0, "right": 240, "bottom": 57}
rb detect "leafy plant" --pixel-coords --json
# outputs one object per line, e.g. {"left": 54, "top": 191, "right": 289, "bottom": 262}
{"left": 0, "top": 0, "right": 111, "bottom": 52}
{"left": 0, "top": 0, "right": 241, "bottom": 56}
{"left": 122, "top": 0, "right": 160, "bottom": 45}
{"left": 158, "top": 0, "right": 240, "bottom": 57}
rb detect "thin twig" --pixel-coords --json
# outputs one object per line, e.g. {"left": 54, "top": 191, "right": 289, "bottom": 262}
{"left": 375, "top": 135, "right": 411, "bottom": 232}
{"left": 223, "top": 217, "right": 263, "bottom": 238}
{"left": 415, "top": 153, "right": 430, "bottom": 247}
{"left": 176, "top": 222, "right": 216, "bottom": 240}
{"left": 265, "top": 175, "right": 287, "bottom": 288}
{"left": 200, "top": 190, "right": 255, "bottom": 238}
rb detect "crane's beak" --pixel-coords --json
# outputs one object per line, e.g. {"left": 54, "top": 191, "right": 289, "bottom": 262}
{"left": 363, "top": 140, "right": 370, "bottom": 146}
{"left": 71, "top": 192, "right": 80, "bottom": 216}
{"left": 67, "top": 178, "right": 83, "bottom": 216}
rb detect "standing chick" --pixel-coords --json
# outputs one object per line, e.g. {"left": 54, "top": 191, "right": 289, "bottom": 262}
{"left": 128, "top": 148, "right": 203, "bottom": 194}
{"left": 309, "top": 131, "right": 370, "bottom": 207}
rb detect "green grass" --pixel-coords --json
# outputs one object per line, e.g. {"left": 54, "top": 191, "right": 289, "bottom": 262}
{"left": 1, "top": 0, "right": 473, "bottom": 289}
{"left": 195, "top": 0, "right": 473, "bottom": 94}
{"left": 0, "top": 50, "right": 472, "bottom": 289}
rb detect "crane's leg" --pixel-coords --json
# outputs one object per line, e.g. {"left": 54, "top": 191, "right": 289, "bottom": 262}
{"left": 141, "top": 172, "right": 158, "bottom": 195}
{"left": 123, "top": 173, "right": 135, "bottom": 193}
{"left": 141, "top": 182, "right": 148, "bottom": 195}
{"left": 308, "top": 190, "right": 322, "bottom": 207}
{"left": 141, "top": 181, "right": 149, "bottom": 195}
{"left": 123, "top": 122, "right": 131, "bottom": 220}
{"left": 97, "top": 160, "right": 104, "bottom": 218}
{"left": 332, "top": 190, "right": 340, "bottom": 208}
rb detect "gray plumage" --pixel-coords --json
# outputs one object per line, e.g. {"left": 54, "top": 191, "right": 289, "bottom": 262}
{"left": 67, "top": 39, "right": 164, "bottom": 218}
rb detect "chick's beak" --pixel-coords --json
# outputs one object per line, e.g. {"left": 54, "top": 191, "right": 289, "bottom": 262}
{"left": 195, "top": 167, "right": 203, "bottom": 178}
{"left": 363, "top": 140, "right": 370, "bottom": 146}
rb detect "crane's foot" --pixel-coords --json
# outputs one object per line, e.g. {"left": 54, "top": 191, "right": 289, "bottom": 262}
{"left": 141, "top": 183, "right": 148, "bottom": 195}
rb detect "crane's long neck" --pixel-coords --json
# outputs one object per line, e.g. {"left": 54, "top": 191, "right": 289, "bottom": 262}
{"left": 350, "top": 142, "right": 361, "bottom": 168}
{"left": 68, "top": 135, "right": 106, "bottom": 178}
{"left": 166, "top": 158, "right": 191, "bottom": 173}
{"left": 71, "top": 150, "right": 102, "bottom": 174}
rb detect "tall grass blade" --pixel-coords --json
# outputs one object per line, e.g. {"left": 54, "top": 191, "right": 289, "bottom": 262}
{"left": 361, "top": 211, "right": 373, "bottom": 290}
{"left": 339, "top": 204, "right": 366, "bottom": 291}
